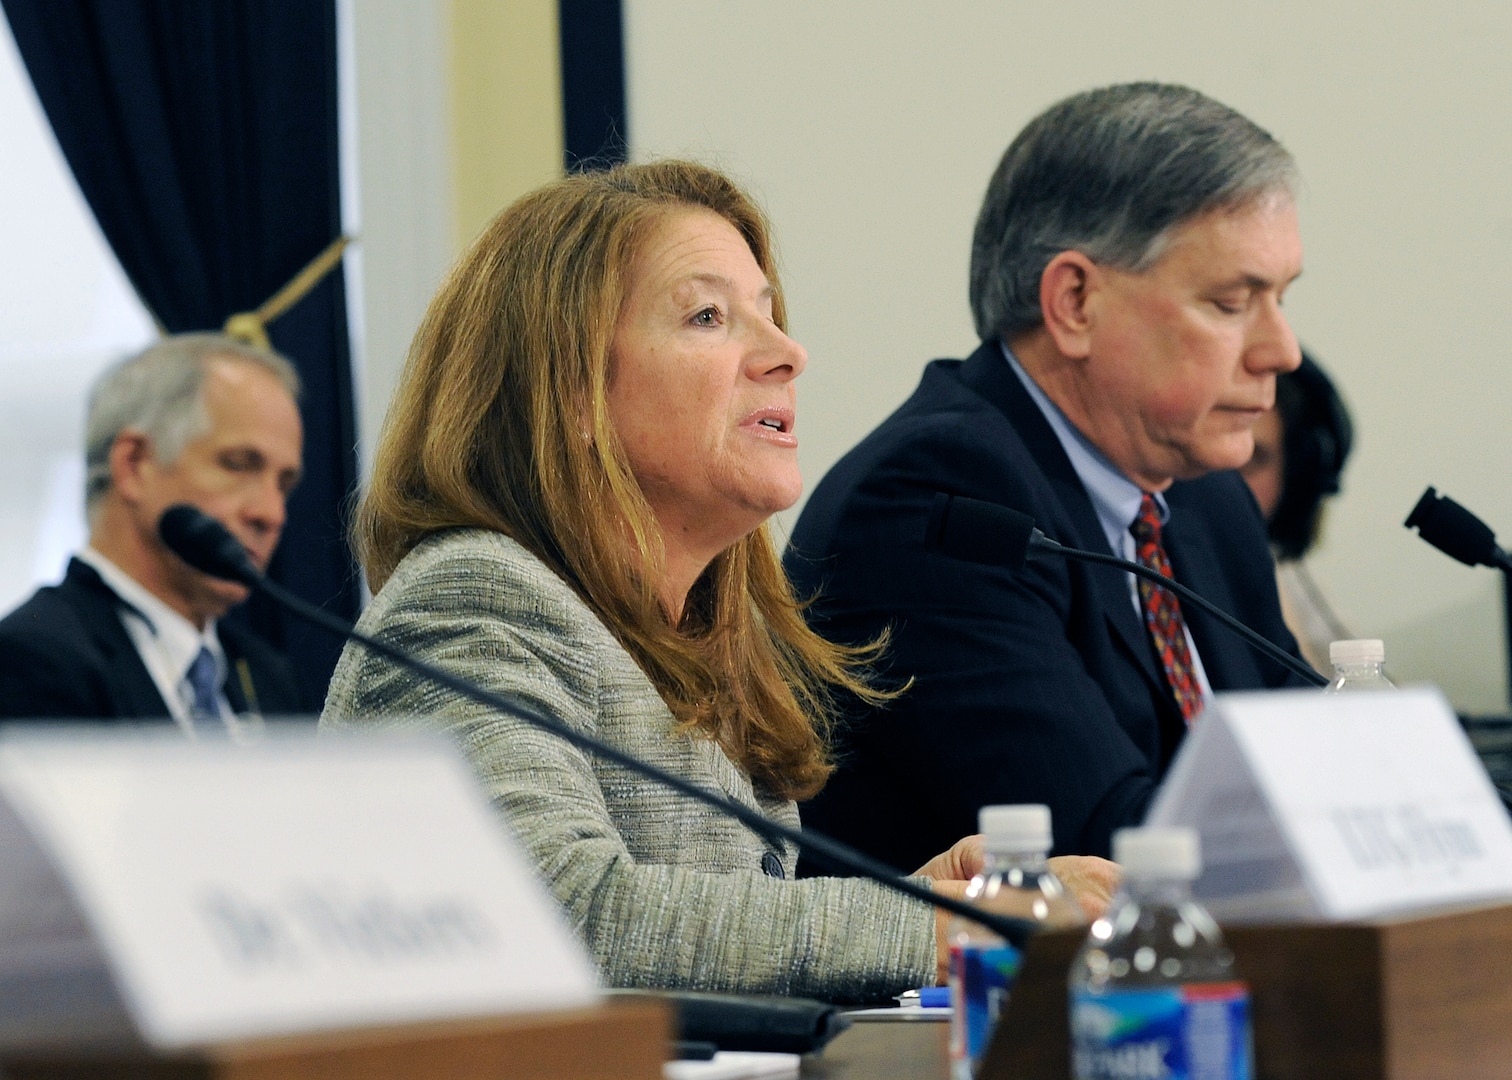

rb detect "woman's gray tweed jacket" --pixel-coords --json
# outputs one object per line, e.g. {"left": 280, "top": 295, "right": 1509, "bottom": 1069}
{"left": 321, "top": 529, "right": 935, "bottom": 999}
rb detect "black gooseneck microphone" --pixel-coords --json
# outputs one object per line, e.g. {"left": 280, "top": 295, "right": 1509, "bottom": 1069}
{"left": 924, "top": 493, "right": 1329, "bottom": 688}
{"left": 1403, "top": 488, "right": 1512, "bottom": 816}
{"left": 1404, "top": 487, "right": 1512, "bottom": 572}
{"left": 1405, "top": 486, "right": 1512, "bottom": 719}
{"left": 158, "top": 504, "right": 1038, "bottom": 947}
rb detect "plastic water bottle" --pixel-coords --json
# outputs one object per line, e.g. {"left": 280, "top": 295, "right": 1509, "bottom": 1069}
{"left": 1069, "top": 827, "right": 1252, "bottom": 1080}
{"left": 948, "top": 804, "right": 1083, "bottom": 1079}
{"left": 1324, "top": 638, "right": 1396, "bottom": 692}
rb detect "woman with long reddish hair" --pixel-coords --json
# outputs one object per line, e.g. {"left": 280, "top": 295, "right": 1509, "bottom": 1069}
{"left": 323, "top": 160, "right": 1115, "bottom": 998}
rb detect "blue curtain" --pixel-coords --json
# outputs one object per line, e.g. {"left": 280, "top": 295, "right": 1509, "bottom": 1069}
{"left": 559, "top": 0, "right": 626, "bottom": 170}
{"left": 1, "top": 0, "right": 359, "bottom": 711}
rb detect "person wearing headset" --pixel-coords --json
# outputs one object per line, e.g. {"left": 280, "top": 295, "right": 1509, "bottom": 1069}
{"left": 1238, "top": 350, "right": 1355, "bottom": 671}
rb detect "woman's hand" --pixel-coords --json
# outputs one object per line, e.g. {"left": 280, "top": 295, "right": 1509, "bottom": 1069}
{"left": 926, "top": 879, "right": 968, "bottom": 985}
{"left": 917, "top": 838, "right": 1122, "bottom": 983}
{"left": 915, "top": 838, "right": 1121, "bottom": 918}
{"left": 913, "top": 833, "right": 987, "bottom": 883}
{"left": 916, "top": 839, "right": 985, "bottom": 984}
{"left": 1047, "top": 855, "right": 1120, "bottom": 920}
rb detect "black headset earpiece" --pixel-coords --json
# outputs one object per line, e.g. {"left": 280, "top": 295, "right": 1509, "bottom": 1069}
{"left": 1269, "top": 349, "right": 1354, "bottom": 560}
{"left": 1291, "top": 351, "right": 1353, "bottom": 497}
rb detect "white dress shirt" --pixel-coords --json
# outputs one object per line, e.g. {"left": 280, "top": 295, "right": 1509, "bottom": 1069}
{"left": 74, "top": 547, "right": 233, "bottom": 733}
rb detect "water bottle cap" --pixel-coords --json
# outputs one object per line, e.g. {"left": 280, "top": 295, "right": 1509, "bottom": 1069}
{"left": 1330, "top": 638, "right": 1385, "bottom": 665}
{"left": 978, "top": 804, "right": 1052, "bottom": 851}
{"left": 1113, "top": 827, "right": 1201, "bottom": 879}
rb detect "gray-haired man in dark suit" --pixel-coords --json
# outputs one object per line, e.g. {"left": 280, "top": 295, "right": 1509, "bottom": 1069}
{"left": 788, "top": 83, "right": 1311, "bottom": 866}
{"left": 0, "top": 333, "right": 306, "bottom": 727}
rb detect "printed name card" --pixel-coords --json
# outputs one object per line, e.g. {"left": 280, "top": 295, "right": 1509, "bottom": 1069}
{"left": 1145, "top": 686, "right": 1512, "bottom": 922}
{"left": 0, "top": 728, "right": 598, "bottom": 1050}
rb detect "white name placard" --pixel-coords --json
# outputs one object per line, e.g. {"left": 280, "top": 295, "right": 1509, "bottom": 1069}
{"left": 0, "top": 728, "right": 598, "bottom": 1050}
{"left": 1145, "top": 686, "right": 1512, "bottom": 922}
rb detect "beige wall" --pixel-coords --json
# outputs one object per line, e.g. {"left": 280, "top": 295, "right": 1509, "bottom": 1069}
{"left": 625, "top": 1, "right": 1512, "bottom": 712}
{"left": 447, "top": 0, "right": 563, "bottom": 250}
{"left": 347, "top": 1, "right": 563, "bottom": 475}
{"left": 349, "top": 2, "right": 1512, "bottom": 710}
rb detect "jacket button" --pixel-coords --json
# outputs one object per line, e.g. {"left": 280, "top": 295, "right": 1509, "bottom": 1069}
{"left": 760, "top": 851, "right": 785, "bottom": 879}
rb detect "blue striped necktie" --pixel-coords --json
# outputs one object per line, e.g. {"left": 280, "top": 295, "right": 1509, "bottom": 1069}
{"left": 186, "top": 646, "right": 221, "bottom": 727}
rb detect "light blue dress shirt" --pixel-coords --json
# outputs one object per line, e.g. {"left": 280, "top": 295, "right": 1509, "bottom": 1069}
{"left": 999, "top": 342, "right": 1213, "bottom": 703}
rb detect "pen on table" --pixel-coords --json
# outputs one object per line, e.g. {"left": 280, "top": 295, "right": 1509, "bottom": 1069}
{"left": 895, "top": 986, "right": 951, "bottom": 1008}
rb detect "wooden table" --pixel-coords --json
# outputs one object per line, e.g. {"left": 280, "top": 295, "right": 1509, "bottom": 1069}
{"left": 803, "top": 900, "right": 1512, "bottom": 1080}
{"left": 802, "top": 1017, "right": 948, "bottom": 1079}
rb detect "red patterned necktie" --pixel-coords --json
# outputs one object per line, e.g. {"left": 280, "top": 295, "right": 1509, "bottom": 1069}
{"left": 1129, "top": 494, "right": 1203, "bottom": 724}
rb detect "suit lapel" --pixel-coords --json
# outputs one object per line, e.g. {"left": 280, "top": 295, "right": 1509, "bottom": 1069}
{"left": 1164, "top": 483, "right": 1260, "bottom": 691}
{"left": 960, "top": 344, "right": 1111, "bottom": 551}
{"left": 958, "top": 345, "right": 1167, "bottom": 697}
{"left": 62, "top": 559, "right": 173, "bottom": 719}
{"left": 218, "top": 629, "right": 254, "bottom": 714}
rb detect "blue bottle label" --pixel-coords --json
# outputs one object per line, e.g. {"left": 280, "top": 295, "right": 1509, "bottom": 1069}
{"left": 949, "top": 941, "right": 1023, "bottom": 1065}
{"left": 1070, "top": 982, "right": 1251, "bottom": 1080}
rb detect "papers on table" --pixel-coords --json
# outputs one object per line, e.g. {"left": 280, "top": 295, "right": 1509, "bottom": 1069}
{"left": 664, "top": 1051, "right": 802, "bottom": 1079}
{"left": 845, "top": 1004, "right": 951, "bottom": 1022}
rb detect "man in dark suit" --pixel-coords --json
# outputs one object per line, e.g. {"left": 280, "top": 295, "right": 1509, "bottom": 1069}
{"left": 0, "top": 334, "right": 306, "bottom": 727}
{"left": 787, "top": 83, "right": 1313, "bottom": 865}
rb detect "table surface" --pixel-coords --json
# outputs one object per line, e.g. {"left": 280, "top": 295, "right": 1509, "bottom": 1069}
{"left": 803, "top": 1017, "right": 948, "bottom": 1079}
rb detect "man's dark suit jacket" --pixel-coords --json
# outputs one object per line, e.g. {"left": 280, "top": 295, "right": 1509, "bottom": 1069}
{"left": 0, "top": 558, "right": 304, "bottom": 721}
{"left": 785, "top": 342, "right": 1309, "bottom": 867}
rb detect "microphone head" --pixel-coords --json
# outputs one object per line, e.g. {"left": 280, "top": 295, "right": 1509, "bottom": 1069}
{"left": 158, "top": 505, "right": 261, "bottom": 586}
{"left": 925, "top": 493, "right": 1036, "bottom": 570}
{"left": 1404, "top": 487, "right": 1500, "bottom": 568}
